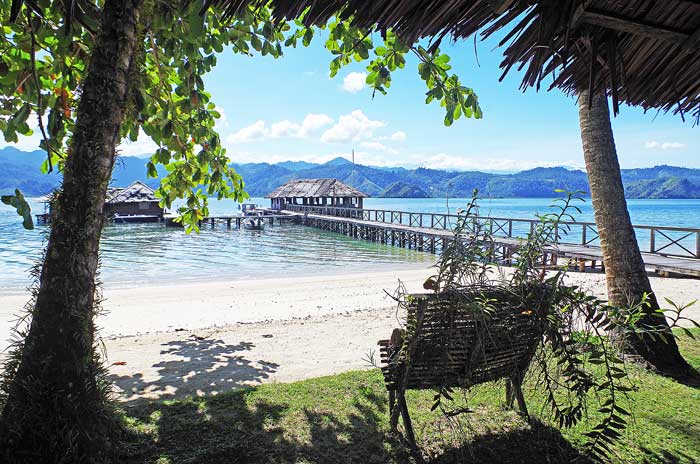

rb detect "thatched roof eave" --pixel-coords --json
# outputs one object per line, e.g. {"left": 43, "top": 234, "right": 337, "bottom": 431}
{"left": 214, "top": 0, "right": 700, "bottom": 119}
{"left": 267, "top": 178, "right": 367, "bottom": 198}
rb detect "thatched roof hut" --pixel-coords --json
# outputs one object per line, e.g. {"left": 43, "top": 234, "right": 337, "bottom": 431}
{"left": 105, "top": 181, "right": 163, "bottom": 221}
{"left": 267, "top": 178, "right": 367, "bottom": 209}
{"left": 216, "top": 0, "right": 700, "bottom": 119}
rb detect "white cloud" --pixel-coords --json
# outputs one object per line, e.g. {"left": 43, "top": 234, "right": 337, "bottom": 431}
{"left": 227, "top": 120, "right": 268, "bottom": 143}
{"left": 377, "top": 130, "right": 407, "bottom": 142}
{"left": 644, "top": 140, "right": 686, "bottom": 150}
{"left": 0, "top": 121, "right": 160, "bottom": 157}
{"left": 321, "top": 110, "right": 384, "bottom": 143}
{"left": 342, "top": 72, "right": 367, "bottom": 93}
{"left": 1, "top": 132, "right": 42, "bottom": 152}
{"left": 389, "top": 131, "right": 406, "bottom": 141}
{"left": 214, "top": 106, "right": 228, "bottom": 130}
{"left": 269, "top": 120, "right": 298, "bottom": 138}
{"left": 117, "top": 130, "right": 159, "bottom": 157}
{"left": 228, "top": 113, "right": 333, "bottom": 143}
{"left": 298, "top": 113, "right": 334, "bottom": 136}
{"left": 0, "top": 112, "right": 47, "bottom": 152}
{"left": 359, "top": 141, "right": 398, "bottom": 154}
{"left": 415, "top": 153, "right": 583, "bottom": 172}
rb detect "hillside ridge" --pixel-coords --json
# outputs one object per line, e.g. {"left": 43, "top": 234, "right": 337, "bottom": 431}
{"left": 2, "top": 147, "right": 700, "bottom": 199}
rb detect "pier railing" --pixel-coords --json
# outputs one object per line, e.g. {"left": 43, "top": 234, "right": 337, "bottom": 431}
{"left": 285, "top": 204, "right": 700, "bottom": 259}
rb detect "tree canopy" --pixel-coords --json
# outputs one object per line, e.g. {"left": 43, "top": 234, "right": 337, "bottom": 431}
{"left": 1, "top": 0, "right": 482, "bottom": 231}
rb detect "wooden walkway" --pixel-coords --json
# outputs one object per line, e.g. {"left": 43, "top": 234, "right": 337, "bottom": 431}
{"left": 289, "top": 207, "right": 700, "bottom": 278}
{"left": 186, "top": 212, "right": 300, "bottom": 229}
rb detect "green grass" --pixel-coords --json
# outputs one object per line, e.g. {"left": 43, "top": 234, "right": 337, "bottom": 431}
{"left": 120, "top": 329, "right": 700, "bottom": 463}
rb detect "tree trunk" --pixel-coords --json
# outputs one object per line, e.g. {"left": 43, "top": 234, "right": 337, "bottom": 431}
{"left": 577, "top": 90, "right": 699, "bottom": 382}
{"left": 1, "top": 0, "right": 144, "bottom": 461}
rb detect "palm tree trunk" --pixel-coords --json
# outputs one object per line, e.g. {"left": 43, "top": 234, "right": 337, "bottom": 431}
{"left": 577, "top": 90, "right": 698, "bottom": 382}
{"left": 1, "top": 0, "right": 144, "bottom": 460}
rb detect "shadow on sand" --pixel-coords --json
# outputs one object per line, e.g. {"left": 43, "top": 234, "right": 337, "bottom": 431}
{"left": 113, "top": 337, "right": 588, "bottom": 463}
{"left": 109, "top": 336, "right": 279, "bottom": 403}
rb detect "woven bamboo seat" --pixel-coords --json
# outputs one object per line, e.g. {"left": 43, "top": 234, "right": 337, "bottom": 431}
{"left": 378, "top": 288, "right": 546, "bottom": 450}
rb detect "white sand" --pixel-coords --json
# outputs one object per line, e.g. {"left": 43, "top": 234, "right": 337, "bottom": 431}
{"left": 1, "top": 267, "right": 698, "bottom": 402}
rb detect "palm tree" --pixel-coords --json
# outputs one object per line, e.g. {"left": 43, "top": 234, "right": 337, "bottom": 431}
{"left": 577, "top": 90, "right": 698, "bottom": 382}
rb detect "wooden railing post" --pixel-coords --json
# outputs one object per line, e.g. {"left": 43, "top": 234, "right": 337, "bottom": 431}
{"left": 650, "top": 228, "right": 656, "bottom": 253}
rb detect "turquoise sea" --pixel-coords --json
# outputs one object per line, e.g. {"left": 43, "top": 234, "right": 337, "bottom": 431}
{"left": 1, "top": 196, "right": 699, "bottom": 290}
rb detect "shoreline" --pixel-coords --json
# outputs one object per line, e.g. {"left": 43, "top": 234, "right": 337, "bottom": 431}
{"left": 3, "top": 266, "right": 699, "bottom": 344}
{"left": 0, "top": 266, "right": 434, "bottom": 345}
{"left": 2, "top": 266, "right": 699, "bottom": 402}
{"left": 0, "top": 260, "right": 434, "bottom": 296}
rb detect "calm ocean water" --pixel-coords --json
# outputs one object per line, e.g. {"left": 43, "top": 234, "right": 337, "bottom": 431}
{"left": 1, "top": 196, "right": 698, "bottom": 290}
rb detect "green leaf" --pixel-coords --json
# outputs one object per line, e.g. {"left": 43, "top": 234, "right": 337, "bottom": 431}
{"left": 146, "top": 161, "right": 158, "bottom": 178}
{"left": 1, "top": 189, "right": 34, "bottom": 230}
{"left": 12, "top": 104, "right": 31, "bottom": 126}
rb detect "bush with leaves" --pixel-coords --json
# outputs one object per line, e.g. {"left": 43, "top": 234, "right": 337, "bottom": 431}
{"left": 390, "top": 190, "right": 697, "bottom": 462}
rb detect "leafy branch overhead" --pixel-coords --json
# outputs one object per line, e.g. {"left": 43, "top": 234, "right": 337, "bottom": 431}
{"left": 318, "top": 22, "right": 482, "bottom": 126}
{"left": 1, "top": 2, "right": 481, "bottom": 230}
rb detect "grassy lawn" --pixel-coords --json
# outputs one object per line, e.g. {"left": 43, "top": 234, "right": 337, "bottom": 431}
{"left": 120, "top": 330, "right": 700, "bottom": 463}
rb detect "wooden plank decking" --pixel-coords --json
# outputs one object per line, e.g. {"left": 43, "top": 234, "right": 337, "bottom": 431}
{"left": 295, "top": 209, "right": 700, "bottom": 278}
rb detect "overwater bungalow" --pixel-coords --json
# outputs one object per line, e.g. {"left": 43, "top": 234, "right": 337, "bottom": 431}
{"left": 267, "top": 178, "right": 367, "bottom": 210}
{"left": 105, "top": 181, "right": 164, "bottom": 223}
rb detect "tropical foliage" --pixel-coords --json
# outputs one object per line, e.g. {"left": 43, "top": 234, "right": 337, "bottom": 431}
{"left": 0, "top": 1, "right": 481, "bottom": 230}
{"left": 390, "top": 191, "right": 697, "bottom": 461}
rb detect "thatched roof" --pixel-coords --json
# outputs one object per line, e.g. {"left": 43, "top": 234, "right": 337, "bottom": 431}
{"left": 106, "top": 181, "right": 158, "bottom": 204}
{"left": 214, "top": 0, "right": 700, "bottom": 118}
{"left": 267, "top": 178, "right": 367, "bottom": 198}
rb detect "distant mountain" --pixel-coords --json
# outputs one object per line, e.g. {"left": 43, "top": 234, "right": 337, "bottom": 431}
{"left": 324, "top": 156, "right": 354, "bottom": 167}
{"left": 625, "top": 177, "right": 700, "bottom": 199}
{"left": 381, "top": 181, "right": 430, "bottom": 198}
{"left": 0, "top": 147, "right": 64, "bottom": 195}
{"left": 274, "top": 160, "right": 319, "bottom": 171}
{"left": 3, "top": 147, "right": 700, "bottom": 199}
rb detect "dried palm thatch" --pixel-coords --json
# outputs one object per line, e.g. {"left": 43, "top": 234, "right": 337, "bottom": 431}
{"left": 378, "top": 283, "right": 549, "bottom": 450}
{"left": 213, "top": 0, "right": 700, "bottom": 118}
{"left": 379, "top": 285, "right": 547, "bottom": 392}
{"left": 266, "top": 178, "right": 367, "bottom": 198}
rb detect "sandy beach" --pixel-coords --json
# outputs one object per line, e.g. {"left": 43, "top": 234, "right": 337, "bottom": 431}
{"left": 1, "top": 266, "right": 698, "bottom": 402}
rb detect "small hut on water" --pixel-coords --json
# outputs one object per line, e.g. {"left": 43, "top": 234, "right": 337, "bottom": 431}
{"left": 267, "top": 178, "right": 366, "bottom": 210}
{"left": 105, "top": 181, "right": 164, "bottom": 222}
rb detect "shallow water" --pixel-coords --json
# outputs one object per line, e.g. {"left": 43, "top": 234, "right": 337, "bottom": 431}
{"left": 1, "top": 196, "right": 698, "bottom": 290}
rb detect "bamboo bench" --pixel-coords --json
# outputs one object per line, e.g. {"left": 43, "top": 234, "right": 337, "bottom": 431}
{"left": 378, "top": 288, "right": 546, "bottom": 450}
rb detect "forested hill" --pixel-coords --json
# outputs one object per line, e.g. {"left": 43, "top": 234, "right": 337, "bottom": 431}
{"left": 3, "top": 146, "right": 700, "bottom": 199}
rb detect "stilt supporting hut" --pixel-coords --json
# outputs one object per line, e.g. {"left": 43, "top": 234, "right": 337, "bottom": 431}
{"left": 267, "top": 178, "right": 367, "bottom": 210}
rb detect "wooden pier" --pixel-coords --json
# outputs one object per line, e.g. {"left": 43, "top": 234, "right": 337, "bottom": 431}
{"left": 286, "top": 204, "right": 700, "bottom": 278}
{"left": 192, "top": 212, "right": 300, "bottom": 229}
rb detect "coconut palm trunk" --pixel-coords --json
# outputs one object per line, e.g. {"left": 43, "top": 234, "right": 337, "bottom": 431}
{"left": 577, "top": 90, "right": 698, "bottom": 381}
{"left": 1, "top": 0, "right": 144, "bottom": 460}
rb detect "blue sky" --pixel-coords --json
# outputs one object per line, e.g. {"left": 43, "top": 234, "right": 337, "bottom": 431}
{"left": 5, "top": 32, "right": 697, "bottom": 171}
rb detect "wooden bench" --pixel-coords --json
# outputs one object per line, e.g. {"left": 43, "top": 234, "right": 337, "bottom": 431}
{"left": 378, "top": 288, "right": 546, "bottom": 450}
